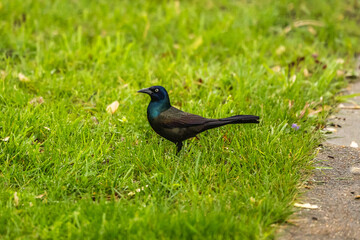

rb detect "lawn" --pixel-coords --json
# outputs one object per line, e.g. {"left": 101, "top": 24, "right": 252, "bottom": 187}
{"left": 1, "top": 0, "right": 359, "bottom": 239}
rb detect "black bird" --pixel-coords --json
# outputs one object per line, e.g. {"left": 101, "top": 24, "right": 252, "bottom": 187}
{"left": 138, "top": 86, "right": 259, "bottom": 153}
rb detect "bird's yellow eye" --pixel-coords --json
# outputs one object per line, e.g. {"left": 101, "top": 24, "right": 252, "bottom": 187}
{"left": 154, "top": 88, "right": 159, "bottom": 92}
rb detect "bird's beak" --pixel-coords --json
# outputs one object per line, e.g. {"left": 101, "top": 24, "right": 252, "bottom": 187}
{"left": 137, "top": 88, "right": 152, "bottom": 95}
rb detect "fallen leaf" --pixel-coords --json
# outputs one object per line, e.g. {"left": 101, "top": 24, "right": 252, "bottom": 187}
{"left": 14, "top": 192, "right": 19, "bottom": 206}
{"left": 276, "top": 46, "right": 286, "bottom": 55}
{"left": 336, "top": 58, "right": 344, "bottom": 64}
{"left": 323, "top": 127, "right": 337, "bottom": 133}
{"left": 298, "top": 102, "right": 309, "bottom": 118}
{"left": 350, "top": 141, "right": 359, "bottom": 148}
{"left": 294, "top": 203, "right": 319, "bottom": 209}
{"left": 106, "top": 101, "right": 119, "bottom": 114}
{"left": 18, "top": 73, "right": 30, "bottom": 82}
{"left": 303, "top": 68, "right": 311, "bottom": 77}
{"left": 271, "top": 66, "right": 282, "bottom": 73}
{"left": 308, "top": 105, "right": 331, "bottom": 116}
{"left": 35, "top": 193, "right": 46, "bottom": 199}
{"left": 337, "top": 70, "right": 345, "bottom": 77}
{"left": 350, "top": 167, "right": 360, "bottom": 175}
{"left": 307, "top": 26, "right": 316, "bottom": 35}
{"left": 0, "top": 70, "right": 7, "bottom": 79}
{"left": 29, "top": 96, "right": 44, "bottom": 105}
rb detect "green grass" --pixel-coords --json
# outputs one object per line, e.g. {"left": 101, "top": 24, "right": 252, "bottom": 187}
{"left": 1, "top": 0, "right": 359, "bottom": 239}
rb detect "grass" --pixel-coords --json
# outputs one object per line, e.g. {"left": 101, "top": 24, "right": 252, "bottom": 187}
{"left": 0, "top": 0, "right": 359, "bottom": 239}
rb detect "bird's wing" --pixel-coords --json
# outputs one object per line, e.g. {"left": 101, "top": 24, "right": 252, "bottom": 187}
{"left": 157, "top": 107, "right": 213, "bottom": 128}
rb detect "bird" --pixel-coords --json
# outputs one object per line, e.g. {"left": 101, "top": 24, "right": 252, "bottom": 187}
{"left": 138, "top": 86, "right": 259, "bottom": 153}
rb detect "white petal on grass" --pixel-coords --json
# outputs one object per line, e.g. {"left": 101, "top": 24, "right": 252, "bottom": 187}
{"left": 350, "top": 141, "right": 359, "bottom": 148}
{"left": 2, "top": 136, "right": 10, "bottom": 142}
{"left": 294, "top": 203, "right": 319, "bottom": 209}
{"left": 106, "top": 101, "right": 119, "bottom": 114}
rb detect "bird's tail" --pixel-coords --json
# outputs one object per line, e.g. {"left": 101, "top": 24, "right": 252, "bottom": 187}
{"left": 204, "top": 115, "right": 259, "bottom": 131}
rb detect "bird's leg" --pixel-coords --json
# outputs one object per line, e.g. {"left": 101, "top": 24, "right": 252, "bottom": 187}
{"left": 176, "top": 142, "right": 183, "bottom": 154}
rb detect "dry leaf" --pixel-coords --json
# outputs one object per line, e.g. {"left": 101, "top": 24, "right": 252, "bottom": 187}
{"left": 174, "top": 0, "right": 180, "bottom": 14}
{"left": 337, "top": 70, "right": 345, "bottom": 77}
{"left": 14, "top": 192, "right": 19, "bottom": 206}
{"left": 338, "top": 103, "right": 360, "bottom": 109}
{"left": 350, "top": 167, "right": 360, "bottom": 175}
{"left": 106, "top": 101, "right": 119, "bottom": 114}
{"left": 307, "top": 26, "right": 316, "bottom": 35}
{"left": 350, "top": 141, "right": 359, "bottom": 148}
{"left": 18, "top": 73, "right": 30, "bottom": 82}
{"left": 308, "top": 105, "right": 331, "bottom": 116}
{"left": 35, "top": 193, "right": 46, "bottom": 199}
{"left": 303, "top": 68, "right": 310, "bottom": 77}
{"left": 0, "top": 70, "right": 7, "bottom": 79}
{"left": 294, "top": 202, "right": 319, "bottom": 209}
{"left": 298, "top": 102, "right": 309, "bottom": 118}
{"left": 336, "top": 58, "right": 344, "bottom": 64}
{"left": 276, "top": 46, "right": 286, "bottom": 55}
{"left": 323, "top": 127, "right": 337, "bottom": 133}
{"left": 29, "top": 96, "right": 44, "bottom": 105}
{"left": 271, "top": 66, "right": 282, "bottom": 73}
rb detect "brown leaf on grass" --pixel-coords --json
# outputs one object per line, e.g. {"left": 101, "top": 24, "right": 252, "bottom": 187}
{"left": 303, "top": 68, "right": 311, "bottom": 77}
{"left": 307, "top": 26, "right": 316, "bottom": 35}
{"left": 35, "top": 192, "right": 46, "bottom": 199}
{"left": 298, "top": 102, "right": 309, "bottom": 119}
{"left": 283, "top": 20, "right": 324, "bottom": 34}
{"left": 29, "top": 96, "right": 44, "bottom": 105}
{"left": 288, "top": 100, "right": 294, "bottom": 109}
{"left": 106, "top": 101, "right": 119, "bottom": 114}
{"left": 308, "top": 105, "right": 331, "bottom": 116}
{"left": 337, "top": 70, "right": 345, "bottom": 77}
{"left": 18, "top": 73, "right": 30, "bottom": 82}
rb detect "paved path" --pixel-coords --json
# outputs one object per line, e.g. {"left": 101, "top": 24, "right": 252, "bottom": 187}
{"left": 278, "top": 77, "right": 360, "bottom": 239}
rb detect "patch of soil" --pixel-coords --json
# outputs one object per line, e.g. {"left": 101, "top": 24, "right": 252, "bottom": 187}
{"left": 278, "top": 144, "right": 360, "bottom": 240}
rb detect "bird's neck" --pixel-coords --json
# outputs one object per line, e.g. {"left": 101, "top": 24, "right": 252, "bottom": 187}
{"left": 147, "top": 99, "right": 171, "bottom": 121}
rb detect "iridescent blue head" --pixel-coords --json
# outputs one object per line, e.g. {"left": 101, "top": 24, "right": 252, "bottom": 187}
{"left": 138, "top": 86, "right": 171, "bottom": 120}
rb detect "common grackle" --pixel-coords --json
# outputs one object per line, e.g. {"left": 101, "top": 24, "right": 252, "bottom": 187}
{"left": 138, "top": 86, "right": 259, "bottom": 153}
